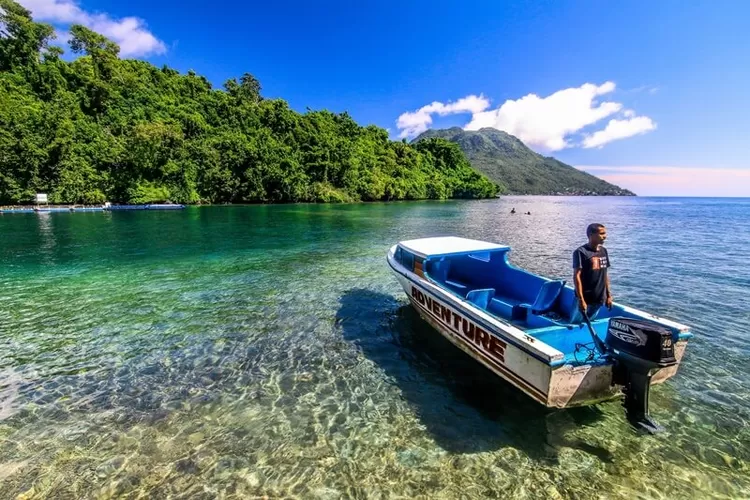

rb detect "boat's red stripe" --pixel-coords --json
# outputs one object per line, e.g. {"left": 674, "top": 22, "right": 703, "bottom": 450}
{"left": 409, "top": 297, "right": 548, "bottom": 404}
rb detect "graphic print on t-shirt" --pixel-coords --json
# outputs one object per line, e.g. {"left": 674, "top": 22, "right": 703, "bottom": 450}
{"left": 573, "top": 245, "right": 610, "bottom": 305}
{"left": 590, "top": 254, "right": 609, "bottom": 270}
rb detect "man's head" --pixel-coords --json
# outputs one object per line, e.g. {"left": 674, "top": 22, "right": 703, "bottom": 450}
{"left": 587, "top": 223, "right": 607, "bottom": 249}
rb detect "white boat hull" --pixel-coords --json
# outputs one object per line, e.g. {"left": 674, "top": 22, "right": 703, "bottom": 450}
{"left": 388, "top": 246, "right": 688, "bottom": 409}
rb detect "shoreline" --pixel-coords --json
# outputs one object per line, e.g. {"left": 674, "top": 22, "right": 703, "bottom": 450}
{"left": 0, "top": 193, "right": 639, "bottom": 212}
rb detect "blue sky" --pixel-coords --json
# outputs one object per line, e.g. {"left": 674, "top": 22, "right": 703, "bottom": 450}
{"left": 18, "top": 0, "right": 750, "bottom": 196}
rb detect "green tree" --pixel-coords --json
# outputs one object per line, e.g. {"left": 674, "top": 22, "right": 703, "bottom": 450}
{"left": 0, "top": 0, "right": 54, "bottom": 70}
{"left": 224, "top": 72, "right": 262, "bottom": 104}
{"left": 68, "top": 25, "right": 119, "bottom": 58}
{"left": 0, "top": 0, "right": 499, "bottom": 205}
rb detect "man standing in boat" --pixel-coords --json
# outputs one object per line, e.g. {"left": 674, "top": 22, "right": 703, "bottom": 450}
{"left": 572, "top": 223, "right": 612, "bottom": 322}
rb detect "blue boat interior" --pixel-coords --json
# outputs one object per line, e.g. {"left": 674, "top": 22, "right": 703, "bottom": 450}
{"left": 421, "top": 248, "right": 680, "bottom": 364}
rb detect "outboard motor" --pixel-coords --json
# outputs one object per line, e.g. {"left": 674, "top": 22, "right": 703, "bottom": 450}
{"left": 605, "top": 317, "right": 677, "bottom": 434}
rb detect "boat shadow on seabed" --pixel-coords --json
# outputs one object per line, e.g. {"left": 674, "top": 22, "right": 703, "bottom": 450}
{"left": 335, "top": 288, "right": 614, "bottom": 464}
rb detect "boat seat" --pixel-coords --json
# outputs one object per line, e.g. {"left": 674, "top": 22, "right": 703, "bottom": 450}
{"left": 466, "top": 288, "right": 495, "bottom": 309}
{"left": 428, "top": 258, "right": 451, "bottom": 282}
{"left": 518, "top": 280, "right": 566, "bottom": 316}
{"left": 488, "top": 296, "right": 520, "bottom": 318}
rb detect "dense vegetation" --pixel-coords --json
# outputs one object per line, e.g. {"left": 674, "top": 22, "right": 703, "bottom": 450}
{"left": 0, "top": 1, "right": 499, "bottom": 205}
{"left": 415, "top": 127, "right": 635, "bottom": 196}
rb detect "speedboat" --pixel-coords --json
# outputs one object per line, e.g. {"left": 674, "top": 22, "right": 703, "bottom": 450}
{"left": 387, "top": 236, "right": 692, "bottom": 433}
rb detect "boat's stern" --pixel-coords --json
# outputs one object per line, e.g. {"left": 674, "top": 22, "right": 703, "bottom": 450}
{"left": 651, "top": 335, "right": 691, "bottom": 384}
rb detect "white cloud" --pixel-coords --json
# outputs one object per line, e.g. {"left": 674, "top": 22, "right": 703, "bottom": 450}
{"left": 576, "top": 166, "right": 750, "bottom": 197}
{"left": 582, "top": 116, "right": 656, "bottom": 149}
{"left": 463, "top": 82, "right": 624, "bottom": 150}
{"left": 396, "top": 81, "right": 658, "bottom": 151}
{"left": 396, "top": 94, "right": 490, "bottom": 139}
{"left": 627, "top": 85, "right": 660, "bottom": 95}
{"left": 18, "top": 0, "right": 166, "bottom": 57}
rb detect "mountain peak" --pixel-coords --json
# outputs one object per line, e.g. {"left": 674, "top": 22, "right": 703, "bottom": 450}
{"left": 413, "top": 127, "right": 634, "bottom": 196}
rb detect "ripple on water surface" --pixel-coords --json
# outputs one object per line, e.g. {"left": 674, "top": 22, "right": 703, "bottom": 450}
{"left": 0, "top": 199, "right": 749, "bottom": 498}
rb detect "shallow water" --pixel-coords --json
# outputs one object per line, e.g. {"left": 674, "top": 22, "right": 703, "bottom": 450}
{"left": 0, "top": 198, "right": 749, "bottom": 499}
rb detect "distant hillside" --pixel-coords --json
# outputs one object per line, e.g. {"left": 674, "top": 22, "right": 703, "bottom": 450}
{"left": 413, "top": 127, "right": 635, "bottom": 196}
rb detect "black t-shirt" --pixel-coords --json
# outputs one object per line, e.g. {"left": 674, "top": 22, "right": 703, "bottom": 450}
{"left": 572, "top": 244, "right": 610, "bottom": 304}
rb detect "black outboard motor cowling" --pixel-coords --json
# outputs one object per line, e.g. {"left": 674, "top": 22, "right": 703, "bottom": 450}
{"left": 606, "top": 317, "right": 676, "bottom": 364}
{"left": 605, "top": 317, "right": 678, "bottom": 434}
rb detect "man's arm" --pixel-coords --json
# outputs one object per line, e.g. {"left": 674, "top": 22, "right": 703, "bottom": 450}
{"left": 605, "top": 272, "right": 613, "bottom": 308}
{"left": 572, "top": 249, "right": 587, "bottom": 311}
{"left": 605, "top": 248, "right": 613, "bottom": 307}
{"left": 574, "top": 269, "right": 586, "bottom": 308}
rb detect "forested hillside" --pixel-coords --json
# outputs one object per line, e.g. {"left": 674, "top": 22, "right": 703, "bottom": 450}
{"left": 415, "top": 127, "right": 635, "bottom": 196}
{"left": 0, "top": 0, "right": 499, "bottom": 204}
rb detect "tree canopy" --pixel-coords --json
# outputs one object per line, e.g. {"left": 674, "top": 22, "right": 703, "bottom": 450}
{"left": 0, "top": 0, "right": 499, "bottom": 204}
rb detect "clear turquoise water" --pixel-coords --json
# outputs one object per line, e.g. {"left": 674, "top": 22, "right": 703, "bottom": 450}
{"left": 0, "top": 197, "right": 748, "bottom": 499}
